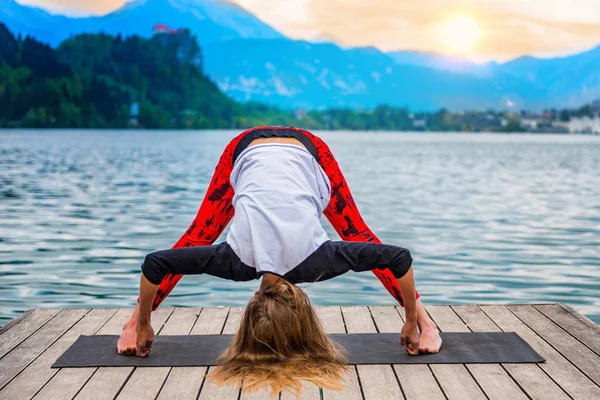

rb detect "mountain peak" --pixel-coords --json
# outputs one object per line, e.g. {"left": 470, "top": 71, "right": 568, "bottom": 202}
{"left": 114, "top": 0, "right": 283, "bottom": 40}
{"left": 3, "top": 0, "right": 282, "bottom": 46}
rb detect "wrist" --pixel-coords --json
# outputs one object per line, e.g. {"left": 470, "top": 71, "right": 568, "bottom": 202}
{"left": 405, "top": 313, "right": 417, "bottom": 323}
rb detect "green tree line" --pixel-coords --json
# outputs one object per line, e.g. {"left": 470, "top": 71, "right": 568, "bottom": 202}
{"left": 0, "top": 23, "right": 302, "bottom": 129}
{"left": 0, "top": 24, "right": 594, "bottom": 131}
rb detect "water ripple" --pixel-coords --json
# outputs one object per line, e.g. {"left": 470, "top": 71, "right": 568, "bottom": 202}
{"left": 0, "top": 130, "right": 599, "bottom": 326}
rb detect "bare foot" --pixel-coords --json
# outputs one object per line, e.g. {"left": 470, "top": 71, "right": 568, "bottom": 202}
{"left": 419, "top": 329, "right": 442, "bottom": 354}
{"left": 415, "top": 299, "right": 442, "bottom": 354}
{"left": 117, "top": 322, "right": 137, "bottom": 355}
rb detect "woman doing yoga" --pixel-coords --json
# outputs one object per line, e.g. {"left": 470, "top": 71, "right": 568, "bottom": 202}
{"left": 118, "top": 126, "right": 442, "bottom": 393}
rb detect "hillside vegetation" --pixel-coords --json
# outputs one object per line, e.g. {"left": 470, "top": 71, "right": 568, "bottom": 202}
{"left": 0, "top": 24, "right": 296, "bottom": 129}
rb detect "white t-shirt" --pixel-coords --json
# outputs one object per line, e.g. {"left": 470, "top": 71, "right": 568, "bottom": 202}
{"left": 226, "top": 143, "right": 331, "bottom": 276}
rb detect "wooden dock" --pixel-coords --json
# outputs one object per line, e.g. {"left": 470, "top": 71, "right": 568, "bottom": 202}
{"left": 0, "top": 304, "right": 599, "bottom": 399}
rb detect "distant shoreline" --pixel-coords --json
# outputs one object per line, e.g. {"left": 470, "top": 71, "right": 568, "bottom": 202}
{"left": 1, "top": 128, "right": 599, "bottom": 136}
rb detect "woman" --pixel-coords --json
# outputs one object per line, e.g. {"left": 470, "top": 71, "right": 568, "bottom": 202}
{"left": 118, "top": 126, "right": 442, "bottom": 393}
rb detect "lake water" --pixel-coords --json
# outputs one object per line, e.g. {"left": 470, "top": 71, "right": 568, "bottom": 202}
{"left": 1, "top": 130, "right": 599, "bottom": 327}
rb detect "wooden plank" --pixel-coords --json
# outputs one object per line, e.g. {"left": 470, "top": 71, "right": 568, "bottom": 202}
{"left": 0, "top": 309, "right": 34, "bottom": 336}
{"left": 196, "top": 308, "right": 240, "bottom": 400}
{"left": 536, "top": 304, "right": 600, "bottom": 356}
{"left": 0, "top": 308, "right": 113, "bottom": 400}
{"left": 450, "top": 306, "right": 499, "bottom": 332}
{"left": 343, "top": 306, "right": 404, "bottom": 400}
{"left": 508, "top": 304, "right": 600, "bottom": 385}
{"left": 222, "top": 307, "right": 243, "bottom": 335}
{"left": 0, "top": 308, "right": 87, "bottom": 391}
{"left": 157, "top": 367, "right": 210, "bottom": 400}
{"left": 33, "top": 308, "right": 129, "bottom": 400}
{"left": 317, "top": 307, "right": 361, "bottom": 400}
{"left": 395, "top": 305, "right": 406, "bottom": 321}
{"left": 316, "top": 306, "right": 345, "bottom": 333}
{"left": 369, "top": 306, "right": 403, "bottom": 333}
{"left": 117, "top": 308, "right": 199, "bottom": 400}
{"left": 560, "top": 303, "right": 600, "bottom": 332}
{"left": 0, "top": 309, "right": 61, "bottom": 358}
{"left": 281, "top": 382, "right": 319, "bottom": 400}
{"left": 159, "top": 308, "right": 201, "bottom": 335}
{"left": 426, "top": 306, "right": 470, "bottom": 333}
{"left": 503, "top": 363, "right": 569, "bottom": 400}
{"left": 156, "top": 368, "right": 206, "bottom": 400}
{"left": 22, "top": 309, "right": 117, "bottom": 400}
{"left": 481, "top": 305, "right": 600, "bottom": 399}
{"left": 425, "top": 305, "right": 486, "bottom": 400}
{"left": 452, "top": 305, "right": 559, "bottom": 400}
{"left": 370, "top": 306, "right": 445, "bottom": 400}
{"left": 74, "top": 307, "right": 174, "bottom": 400}
{"left": 34, "top": 364, "right": 100, "bottom": 400}
{"left": 240, "top": 387, "right": 276, "bottom": 400}
{"left": 465, "top": 364, "right": 528, "bottom": 400}
{"left": 157, "top": 307, "right": 229, "bottom": 400}
{"left": 191, "top": 307, "right": 229, "bottom": 335}
{"left": 395, "top": 365, "right": 445, "bottom": 400}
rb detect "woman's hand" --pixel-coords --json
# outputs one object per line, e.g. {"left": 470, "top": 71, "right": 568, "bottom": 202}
{"left": 400, "top": 320, "right": 420, "bottom": 355}
{"left": 136, "top": 321, "right": 155, "bottom": 357}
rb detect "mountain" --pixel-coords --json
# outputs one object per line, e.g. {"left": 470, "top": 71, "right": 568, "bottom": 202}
{"left": 387, "top": 47, "right": 600, "bottom": 108}
{"left": 2, "top": 0, "right": 597, "bottom": 110}
{"left": 1, "top": 0, "right": 74, "bottom": 46}
{"left": 386, "top": 50, "right": 489, "bottom": 75}
{"left": 1, "top": 0, "right": 283, "bottom": 46}
{"left": 202, "top": 39, "right": 547, "bottom": 110}
{"left": 493, "top": 46, "right": 600, "bottom": 108}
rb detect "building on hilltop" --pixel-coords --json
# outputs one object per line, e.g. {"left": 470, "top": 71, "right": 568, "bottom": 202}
{"left": 151, "top": 24, "right": 202, "bottom": 69}
{"left": 153, "top": 24, "right": 183, "bottom": 35}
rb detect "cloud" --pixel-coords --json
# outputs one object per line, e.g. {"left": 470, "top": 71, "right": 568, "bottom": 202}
{"left": 302, "top": 0, "right": 600, "bottom": 60}
{"left": 18, "top": 0, "right": 125, "bottom": 15}
{"left": 234, "top": 0, "right": 319, "bottom": 38}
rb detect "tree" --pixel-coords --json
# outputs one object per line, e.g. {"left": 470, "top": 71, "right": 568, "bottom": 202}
{"left": 21, "top": 36, "right": 71, "bottom": 78}
{"left": 0, "top": 24, "right": 19, "bottom": 66}
{"left": 0, "top": 64, "right": 31, "bottom": 124}
{"left": 503, "top": 118, "right": 524, "bottom": 133}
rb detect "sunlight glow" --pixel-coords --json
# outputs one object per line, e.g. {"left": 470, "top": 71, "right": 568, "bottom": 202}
{"left": 441, "top": 15, "right": 480, "bottom": 53}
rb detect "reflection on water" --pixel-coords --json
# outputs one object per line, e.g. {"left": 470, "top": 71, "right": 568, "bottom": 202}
{"left": 1, "top": 130, "right": 599, "bottom": 326}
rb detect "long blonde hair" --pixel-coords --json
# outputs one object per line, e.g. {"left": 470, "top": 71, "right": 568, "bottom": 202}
{"left": 209, "top": 279, "right": 348, "bottom": 396}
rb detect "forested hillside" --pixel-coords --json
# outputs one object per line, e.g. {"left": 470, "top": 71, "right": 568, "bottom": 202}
{"left": 0, "top": 24, "right": 297, "bottom": 129}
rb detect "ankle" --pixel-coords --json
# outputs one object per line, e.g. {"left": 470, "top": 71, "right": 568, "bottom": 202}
{"left": 123, "top": 314, "right": 140, "bottom": 330}
{"left": 418, "top": 319, "right": 438, "bottom": 333}
{"left": 123, "top": 320, "right": 137, "bottom": 330}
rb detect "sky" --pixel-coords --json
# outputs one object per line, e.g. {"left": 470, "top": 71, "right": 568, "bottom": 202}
{"left": 17, "top": 0, "right": 600, "bottom": 62}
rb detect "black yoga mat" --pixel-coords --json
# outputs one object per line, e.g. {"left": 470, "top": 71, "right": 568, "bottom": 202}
{"left": 52, "top": 332, "right": 544, "bottom": 368}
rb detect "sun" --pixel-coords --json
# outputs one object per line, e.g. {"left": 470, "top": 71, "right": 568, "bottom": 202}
{"left": 441, "top": 15, "right": 480, "bottom": 53}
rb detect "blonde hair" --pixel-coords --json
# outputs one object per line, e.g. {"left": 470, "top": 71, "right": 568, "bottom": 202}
{"left": 208, "top": 279, "right": 348, "bottom": 397}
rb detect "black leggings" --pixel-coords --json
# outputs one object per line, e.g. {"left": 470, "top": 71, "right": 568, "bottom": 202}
{"left": 142, "top": 240, "right": 412, "bottom": 285}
